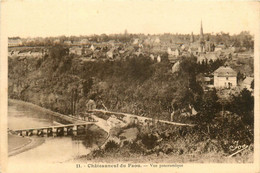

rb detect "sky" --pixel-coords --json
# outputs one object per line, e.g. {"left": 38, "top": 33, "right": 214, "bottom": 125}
{"left": 2, "top": 0, "right": 259, "bottom": 37}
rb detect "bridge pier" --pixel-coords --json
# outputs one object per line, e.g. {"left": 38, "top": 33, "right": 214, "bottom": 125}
{"left": 43, "top": 128, "right": 47, "bottom": 135}
{"left": 72, "top": 125, "right": 77, "bottom": 136}
{"left": 37, "top": 129, "right": 44, "bottom": 137}
{"left": 77, "top": 124, "right": 87, "bottom": 135}
{"left": 65, "top": 126, "right": 73, "bottom": 136}
{"left": 11, "top": 122, "right": 95, "bottom": 137}
{"left": 17, "top": 131, "right": 22, "bottom": 136}
{"left": 56, "top": 127, "right": 64, "bottom": 136}
{"left": 33, "top": 129, "right": 37, "bottom": 135}
{"left": 47, "top": 128, "right": 53, "bottom": 137}
{"left": 29, "top": 130, "right": 33, "bottom": 136}
{"left": 20, "top": 131, "right": 26, "bottom": 136}
{"left": 26, "top": 130, "right": 33, "bottom": 136}
{"left": 52, "top": 128, "right": 57, "bottom": 137}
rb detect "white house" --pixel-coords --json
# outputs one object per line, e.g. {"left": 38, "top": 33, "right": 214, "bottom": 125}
{"left": 8, "top": 39, "right": 22, "bottom": 47}
{"left": 197, "top": 53, "right": 218, "bottom": 63}
{"left": 69, "top": 47, "right": 82, "bottom": 55}
{"left": 150, "top": 54, "right": 155, "bottom": 61}
{"left": 132, "top": 38, "right": 139, "bottom": 45}
{"left": 80, "top": 39, "right": 89, "bottom": 45}
{"left": 167, "top": 47, "right": 180, "bottom": 56}
{"left": 157, "top": 55, "right": 161, "bottom": 63}
{"left": 90, "top": 45, "right": 95, "bottom": 51}
{"left": 241, "top": 77, "right": 254, "bottom": 91}
{"left": 64, "top": 40, "right": 72, "bottom": 45}
{"left": 167, "top": 47, "right": 173, "bottom": 55}
{"left": 214, "top": 66, "right": 237, "bottom": 88}
{"left": 215, "top": 44, "right": 226, "bottom": 52}
{"left": 53, "top": 39, "right": 61, "bottom": 44}
{"left": 106, "top": 48, "right": 114, "bottom": 59}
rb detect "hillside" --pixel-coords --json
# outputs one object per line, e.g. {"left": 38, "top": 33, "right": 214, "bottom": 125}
{"left": 8, "top": 45, "right": 254, "bottom": 162}
{"left": 9, "top": 46, "right": 192, "bottom": 119}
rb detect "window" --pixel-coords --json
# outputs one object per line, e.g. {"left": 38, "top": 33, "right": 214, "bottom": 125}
{"left": 226, "top": 77, "right": 229, "bottom": 80}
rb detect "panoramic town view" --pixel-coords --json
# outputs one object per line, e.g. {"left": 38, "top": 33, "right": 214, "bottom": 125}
{"left": 5, "top": 1, "right": 256, "bottom": 172}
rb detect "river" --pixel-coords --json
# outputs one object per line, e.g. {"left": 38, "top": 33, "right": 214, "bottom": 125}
{"left": 8, "top": 100, "right": 107, "bottom": 165}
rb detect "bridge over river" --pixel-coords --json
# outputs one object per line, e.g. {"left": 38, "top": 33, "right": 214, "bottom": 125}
{"left": 9, "top": 121, "right": 98, "bottom": 137}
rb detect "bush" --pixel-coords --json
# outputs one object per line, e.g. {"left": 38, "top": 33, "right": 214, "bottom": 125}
{"left": 92, "top": 148, "right": 104, "bottom": 158}
{"left": 138, "top": 132, "right": 159, "bottom": 150}
{"left": 104, "top": 140, "right": 120, "bottom": 152}
{"left": 129, "top": 141, "right": 145, "bottom": 154}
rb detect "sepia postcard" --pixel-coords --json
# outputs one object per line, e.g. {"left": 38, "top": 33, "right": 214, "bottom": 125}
{"left": 0, "top": 0, "right": 260, "bottom": 173}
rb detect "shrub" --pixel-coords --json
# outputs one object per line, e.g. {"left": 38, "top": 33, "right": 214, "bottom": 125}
{"left": 92, "top": 148, "right": 104, "bottom": 158}
{"left": 138, "top": 132, "right": 159, "bottom": 150}
{"left": 129, "top": 141, "right": 145, "bottom": 154}
{"left": 104, "top": 140, "right": 120, "bottom": 152}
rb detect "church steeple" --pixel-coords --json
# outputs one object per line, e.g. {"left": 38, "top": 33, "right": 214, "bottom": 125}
{"left": 200, "top": 20, "right": 204, "bottom": 41}
{"left": 199, "top": 20, "right": 205, "bottom": 53}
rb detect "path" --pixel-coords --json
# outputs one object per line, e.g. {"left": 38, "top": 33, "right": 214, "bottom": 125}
{"left": 90, "top": 109, "right": 196, "bottom": 127}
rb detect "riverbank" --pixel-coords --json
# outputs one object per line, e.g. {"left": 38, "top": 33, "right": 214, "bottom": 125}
{"left": 8, "top": 99, "right": 85, "bottom": 124}
{"left": 8, "top": 134, "right": 45, "bottom": 157}
{"left": 8, "top": 99, "right": 110, "bottom": 158}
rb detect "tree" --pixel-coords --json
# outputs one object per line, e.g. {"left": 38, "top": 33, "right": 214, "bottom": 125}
{"left": 237, "top": 71, "right": 245, "bottom": 83}
{"left": 83, "top": 78, "right": 93, "bottom": 97}
{"left": 229, "top": 88, "right": 254, "bottom": 126}
{"left": 195, "top": 89, "right": 220, "bottom": 125}
{"left": 189, "top": 88, "right": 222, "bottom": 137}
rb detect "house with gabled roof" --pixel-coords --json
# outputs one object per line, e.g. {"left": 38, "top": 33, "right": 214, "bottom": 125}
{"left": 64, "top": 40, "right": 72, "bottom": 45}
{"left": 80, "top": 39, "right": 89, "bottom": 45}
{"left": 69, "top": 47, "right": 83, "bottom": 56}
{"left": 214, "top": 66, "right": 237, "bottom": 88}
{"left": 241, "top": 77, "right": 253, "bottom": 91}
{"left": 197, "top": 53, "right": 218, "bottom": 63}
{"left": 8, "top": 39, "right": 22, "bottom": 47}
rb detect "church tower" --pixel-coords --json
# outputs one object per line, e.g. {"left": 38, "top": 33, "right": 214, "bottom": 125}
{"left": 200, "top": 21, "right": 204, "bottom": 40}
{"left": 199, "top": 20, "right": 205, "bottom": 53}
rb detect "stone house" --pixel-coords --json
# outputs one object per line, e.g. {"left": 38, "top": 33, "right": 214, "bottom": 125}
{"left": 64, "top": 40, "right": 72, "bottom": 45}
{"left": 241, "top": 77, "right": 253, "bottom": 91}
{"left": 53, "top": 39, "right": 61, "bottom": 44}
{"left": 197, "top": 53, "right": 218, "bottom": 63}
{"left": 132, "top": 38, "right": 139, "bottom": 45}
{"left": 215, "top": 44, "right": 226, "bottom": 52}
{"left": 167, "top": 47, "right": 180, "bottom": 56}
{"left": 80, "top": 39, "right": 89, "bottom": 45}
{"left": 106, "top": 48, "right": 114, "bottom": 59}
{"left": 69, "top": 47, "right": 83, "bottom": 56}
{"left": 90, "top": 45, "right": 95, "bottom": 51}
{"left": 214, "top": 66, "right": 237, "bottom": 88}
{"left": 8, "top": 39, "right": 22, "bottom": 47}
{"left": 188, "top": 47, "right": 199, "bottom": 55}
